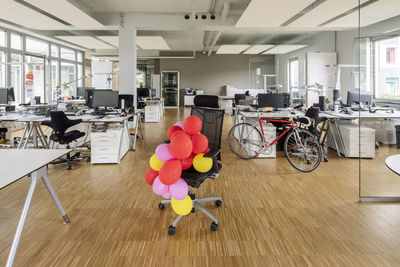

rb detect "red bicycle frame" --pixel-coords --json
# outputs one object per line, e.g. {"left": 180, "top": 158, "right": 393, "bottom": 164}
{"left": 258, "top": 118, "right": 294, "bottom": 147}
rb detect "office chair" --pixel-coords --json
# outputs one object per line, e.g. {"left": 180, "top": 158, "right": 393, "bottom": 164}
{"left": 303, "top": 107, "right": 329, "bottom": 162}
{"left": 42, "top": 111, "right": 87, "bottom": 170}
{"left": 159, "top": 94, "right": 224, "bottom": 235}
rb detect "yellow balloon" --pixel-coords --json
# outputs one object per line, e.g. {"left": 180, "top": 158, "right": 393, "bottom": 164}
{"left": 193, "top": 153, "right": 212, "bottom": 173}
{"left": 171, "top": 195, "right": 193, "bottom": 216}
{"left": 149, "top": 154, "right": 164, "bottom": 171}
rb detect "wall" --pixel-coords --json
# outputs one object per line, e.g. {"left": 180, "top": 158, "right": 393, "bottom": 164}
{"left": 276, "top": 31, "right": 337, "bottom": 92}
{"left": 160, "top": 53, "right": 250, "bottom": 95}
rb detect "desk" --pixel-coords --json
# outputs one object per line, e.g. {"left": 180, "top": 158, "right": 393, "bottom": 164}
{"left": 142, "top": 99, "right": 164, "bottom": 122}
{"left": 1, "top": 149, "right": 71, "bottom": 267}
{"left": 386, "top": 154, "right": 400, "bottom": 175}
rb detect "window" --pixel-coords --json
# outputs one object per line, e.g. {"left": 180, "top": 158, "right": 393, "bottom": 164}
{"left": 60, "top": 47, "right": 75, "bottom": 61}
{"left": 77, "top": 64, "right": 83, "bottom": 87}
{"left": 373, "top": 36, "right": 400, "bottom": 99}
{"left": 51, "top": 61, "right": 58, "bottom": 92}
{"left": 289, "top": 58, "right": 299, "bottom": 89}
{"left": 24, "top": 55, "right": 45, "bottom": 101}
{"left": 11, "top": 54, "right": 22, "bottom": 103}
{"left": 77, "top": 51, "right": 83, "bottom": 62}
{"left": 0, "top": 30, "right": 6, "bottom": 47}
{"left": 0, "top": 52, "right": 5, "bottom": 87}
{"left": 61, "top": 62, "right": 76, "bottom": 96}
{"left": 51, "top": 45, "right": 59, "bottom": 58}
{"left": 26, "top": 37, "right": 49, "bottom": 56}
{"left": 10, "top": 33, "right": 22, "bottom": 50}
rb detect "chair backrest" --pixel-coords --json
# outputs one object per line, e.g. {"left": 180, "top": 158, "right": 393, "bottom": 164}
{"left": 304, "top": 106, "right": 320, "bottom": 133}
{"left": 234, "top": 94, "right": 246, "bottom": 105}
{"left": 191, "top": 106, "right": 224, "bottom": 160}
{"left": 49, "top": 111, "right": 77, "bottom": 137}
{"left": 193, "top": 95, "right": 219, "bottom": 108}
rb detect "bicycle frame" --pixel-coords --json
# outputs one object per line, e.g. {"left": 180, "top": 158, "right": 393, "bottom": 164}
{"left": 258, "top": 118, "right": 294, "bottom": 147}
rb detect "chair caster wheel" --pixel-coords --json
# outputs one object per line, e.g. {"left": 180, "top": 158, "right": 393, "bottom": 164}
{"left": 168, "top": 225, "right": 175, "bottom": 235}
{"left": 67, "top": 165, "right": 71, "bottom": 170}
{"left": 324, "top": 158, "right": 328, "bottom": 162}
{"left": 191, "top": 208, "right": 195, "bottom": 213}
{"left": 215, "top": 200, "right": 222, "bottom": 207}
{"left": 87, "top": 157, "right": 91, "bottom": 162}
{"left": 158, "top": 203, "right": 165, "bottom": 210}
{"left": 210, "top": 222, "right": 218, "bottom": 231}
{"left": 307, "top": 160, "right": 311, "bottom": 164}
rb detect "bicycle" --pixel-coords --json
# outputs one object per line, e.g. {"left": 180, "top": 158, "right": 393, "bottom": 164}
{"left": 227, "top": 115, "right": 322, "bottom": 172}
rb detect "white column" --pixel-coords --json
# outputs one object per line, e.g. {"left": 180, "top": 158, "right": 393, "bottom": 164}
{"left": 118, "top": 25, "right": 137, "bottom": 108}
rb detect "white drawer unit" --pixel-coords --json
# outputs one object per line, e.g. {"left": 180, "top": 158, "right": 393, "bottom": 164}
{"left": 328, "top": 124, "right": 375, "bottom": 158}
{"left": 145, "top": 105, "right": 161, "bottom": 122}
{"left": 256, "top": 123, "right": 276, "bottom": 158}
{"left": 184, "top": 95, "right": 195, "bottom": 106}
{"left": 91, "top": 127, "right": 130, "bottom": 164}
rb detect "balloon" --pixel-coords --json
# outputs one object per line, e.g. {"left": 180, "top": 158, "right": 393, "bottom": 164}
{"left": 152, "top": 177, "right": 169, "bottom": 195}
{"left": 193, "top": 153, "right": 213, "bottom": 173}
{"left": 204, "top": 147, "right": 211, "bottom": 154}
{"left": 145, "top": 167, "right": 158, "bottom": 185}
{"left": 184, "top": 115, "right": 202, "bottom": 135}
{"left": 159, "top": 159, "right": 182, "bottom": 185}
{"left": 162, "top": 192, "right": 171, "bottom": 199}
{"left": 170, "top": 130, "right": 186, "bottom": 141}
{"left": 170, "top": 178, "right": 188, "bottom": 200}
{"left": 155, "top": 144, "right": 175, "bottom": 162}
{"left": 170, "top": 133, "right": 193, "bottom": 160}
{"left": 181, "top": 154, "right": 193, "bottom": 170}
{"left": 168, "top": 126, "right": 183, "bottom": 140}
{"left": 149, "top": 154, "right": 164, "bottom": 171}
{"left": 171, "top": 195, "right": 193, "bottom": 216}
{"left": 175, "top": 121, "right": 185, "bottom": 131}
{"left": 191, "top": 133, "right": 208, "bottom": 154}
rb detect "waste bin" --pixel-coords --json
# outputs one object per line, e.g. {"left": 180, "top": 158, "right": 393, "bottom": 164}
{"left": 395, "top": 125, "right": 400, "bottom": 148}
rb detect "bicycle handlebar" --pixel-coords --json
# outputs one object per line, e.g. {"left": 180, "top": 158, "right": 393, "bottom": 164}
{"left": 293, "top": 115, "right": 312, "bottom": 127}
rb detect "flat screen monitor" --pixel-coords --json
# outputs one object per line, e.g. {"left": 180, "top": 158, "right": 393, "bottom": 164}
{"left": 92, "top": 90, "right": 119, "bottom": 108}
{"left": 137, "top": 88, "right": 149, "bottom": 98}
{"left": 0, "top": 87, "right": 15, "bottom": 103}
{"left": 258, "top": 93, "right": 285, "bottom": 109}
{"left": 347, "top": 90, "right": 372, "bottom": 105}
{"left": 0, "top": 89, "right": 7, "bottom": 104}
{"left": 85, "top": 89, "right": 95, "bottom": 107}
{"left": 77, "top": 87, "right": 94, "bottom": 97}
{"left": 118, "top": 94, "right": 134, "bottom": 109}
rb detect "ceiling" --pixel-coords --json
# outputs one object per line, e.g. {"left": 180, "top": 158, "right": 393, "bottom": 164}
{"left": 0, "top": 0, "right": 399, "bottom": 57}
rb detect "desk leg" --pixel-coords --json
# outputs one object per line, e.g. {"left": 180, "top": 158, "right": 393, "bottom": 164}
{"left": 35, "top": 123, "right": 49, "bottom": 149}
{"left": 139, "top": 114, "right": 144, "bottom": 137}
{"left": 6, "top": 166, "right": 70, "bottom": 267}
{"left": 17, "top": 123, "right": 29, "bottom": 149}
{"left": 327, "top": 120, "right": 341, "bottom": 157}
{"left": 133, "top": 114, "right": 139, "bottom": 151}
{"left": 23, "top": 123, "right": 34, "bottom": 149}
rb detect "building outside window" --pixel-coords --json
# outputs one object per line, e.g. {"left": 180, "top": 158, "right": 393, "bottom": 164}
{"left": 289, "top": 58, "right": 299, "bottom": 89}
{"left": 61, "top": 62, "right": 76, "bottom": 96}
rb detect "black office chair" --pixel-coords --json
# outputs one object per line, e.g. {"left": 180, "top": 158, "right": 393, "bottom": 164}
{"left": 159, "top": 95, "right": 224, "bottom": 235}
{"left": 42, "top": 111, "right": 87, "bottom": 170}
{"left": 304, "top": 107, "right": 329, "bottom": 162}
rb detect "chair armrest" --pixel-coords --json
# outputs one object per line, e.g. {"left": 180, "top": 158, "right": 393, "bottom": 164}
{"left": 163, "top": 139, "right": 170, "bottom": 144}
{"left": 41, "top": 120, "right": 51, "bottom": 127}
{"left": 67, "top": 119, "right": 82, "bottom": 129}
{"left": 204, "top": 148, "right": 221, "bottom": 158}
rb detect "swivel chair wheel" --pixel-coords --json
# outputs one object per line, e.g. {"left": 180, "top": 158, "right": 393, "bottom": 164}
{"left": 210, "top": 222, "right": 218, "bottom": 231}
{"left": 87, "top": 156, "right": 91, "bottom": 162}
{"left": 324, "top": 157, "right": 328, "bottom": 162}
{"left": 191, "top": 208, "right": 195, "bottom": 213}
{"left": 168, "top": 225, "right": 175, "bottom": 235}
{"left": 215, "top": 200, "right": 222, "bottom": 207}
{"left": 67, "top": 164, "right": 72, "bottom": 170}
{"left": 158, "top": 203, "right": 165, "bottom": 210}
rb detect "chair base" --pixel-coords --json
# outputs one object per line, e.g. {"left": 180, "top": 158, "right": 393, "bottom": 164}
{"left": 51, "top": 152, "right": 90, "bottom": 170}
{"left": 159, "top": 196, "right": 222, "bottom": 235}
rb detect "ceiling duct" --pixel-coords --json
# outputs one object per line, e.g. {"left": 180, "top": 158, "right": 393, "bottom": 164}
{"left": 207, "top": 1, "right": 231, "bottom": 56}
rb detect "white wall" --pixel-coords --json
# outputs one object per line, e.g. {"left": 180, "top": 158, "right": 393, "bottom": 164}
{"left": 160, "top": 53, "right": 250, "bottom": 95}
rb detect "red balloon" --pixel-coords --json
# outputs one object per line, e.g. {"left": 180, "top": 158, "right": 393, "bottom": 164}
{"left": 204, "top": 147, "right": 211, "bottom": 154}
{"left": 170, "top": 130, "right": 186, "bottom": 141}
{"left": 145, "top": 167, "right": 158, "bottom": 185}
{"left": 184, "top": 115, "right": 202, "bottom": 135}
{"left": 191, "top": 133, "right": 208, "bottom": 154}
{"left": 181, "top": 154, "right": 193, "bottom": 170}
{"left": 168, "top": 126, "right": 183, "bottom": 140}
{"left": 170, "top": 133, "right": 193, "bottom": 160}
{"left": 159, "top": 159, "right": 182, "bottom": 185}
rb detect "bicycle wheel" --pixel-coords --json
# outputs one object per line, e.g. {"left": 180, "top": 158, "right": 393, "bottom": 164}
{"left": 228, "top": 123, "right": 263, "bottom": 159}
{"left": 284, "top": 128, "right": 322, "bottom": 172}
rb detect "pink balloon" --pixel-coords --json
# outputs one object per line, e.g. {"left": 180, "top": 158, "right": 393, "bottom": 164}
{"left": 162, "top": 192, "right": 171, "bottom": 199}
{"left": 175, "top": 121, "right": 185, "bottom": 131}
{"left": 152, "top": 177, "right": 169, "bottom": 196}
{"left": 169, "top": 178, "right": 188, "bottom": 200}
{"left": 155, "top": 144, "right": 175, "bottom": 162}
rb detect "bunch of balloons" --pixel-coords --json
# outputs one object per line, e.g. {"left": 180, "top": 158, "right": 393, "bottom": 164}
{"left": 145, "top": 115, "right": 213, "bottom": 216}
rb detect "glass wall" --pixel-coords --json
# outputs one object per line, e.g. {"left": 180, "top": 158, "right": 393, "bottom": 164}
{"left": 0, "top": 27, "right": 85, "bottom": 104}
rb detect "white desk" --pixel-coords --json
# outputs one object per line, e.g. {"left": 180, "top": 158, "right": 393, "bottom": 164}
{"left": 1, "top": 149, "right": 71, "bottom": 267}
{"left": 386, "top": 154, "right": 400, "bottom": 175}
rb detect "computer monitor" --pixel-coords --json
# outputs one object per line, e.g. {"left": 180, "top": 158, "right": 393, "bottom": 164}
{"left": 92, "top": 90, "right": 119, "bottom": 108}
{"left": 258, "top": 93, "right": 285, "bottom": 109}
{"left": 118, "top": 94, "right": 134, "bottom": 109}
{"left": 85, "top": 89, "right": 95, "bottom": 107}
{"left": 0, "top": 87, "right": 15, "bottom": 103}
{"left": 137, "top": 88, "right": 149, "bottom": 98}
{"left": 77, "top": 87, "right": 95, "bottom": 98}
{"left": 0, "top": 89, "right": 7, "bottom": 104}
{"left": 347, "top": 90, "right": 372, "bottom": 105}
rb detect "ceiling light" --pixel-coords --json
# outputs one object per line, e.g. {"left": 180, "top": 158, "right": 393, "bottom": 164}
{"left": 236, "top": 0, "right": 315, "bottom": 28}
{"left": 136, "top": 36, "right": 170, "bottom": 50}
{"left": 25, "top": 0, "right": 104, "bottom": 29}
{"left": 0, "top": 0, "right": 68, "bottom": 30}
{"left": 243, "top": 45, "right": 274, "bottom": 54}
{"left": 56, "top": 36, "right": 114, "bottom": 49}
{"left": 262, "top": 45, "right": 308, "bottom": 54}
{"left": 216, "top": 45, "right": 250, "bottom": 54}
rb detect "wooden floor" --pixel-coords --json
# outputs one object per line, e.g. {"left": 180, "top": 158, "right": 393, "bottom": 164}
{"left": 1, "top": 108, "right": 400, "bottom": 266}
